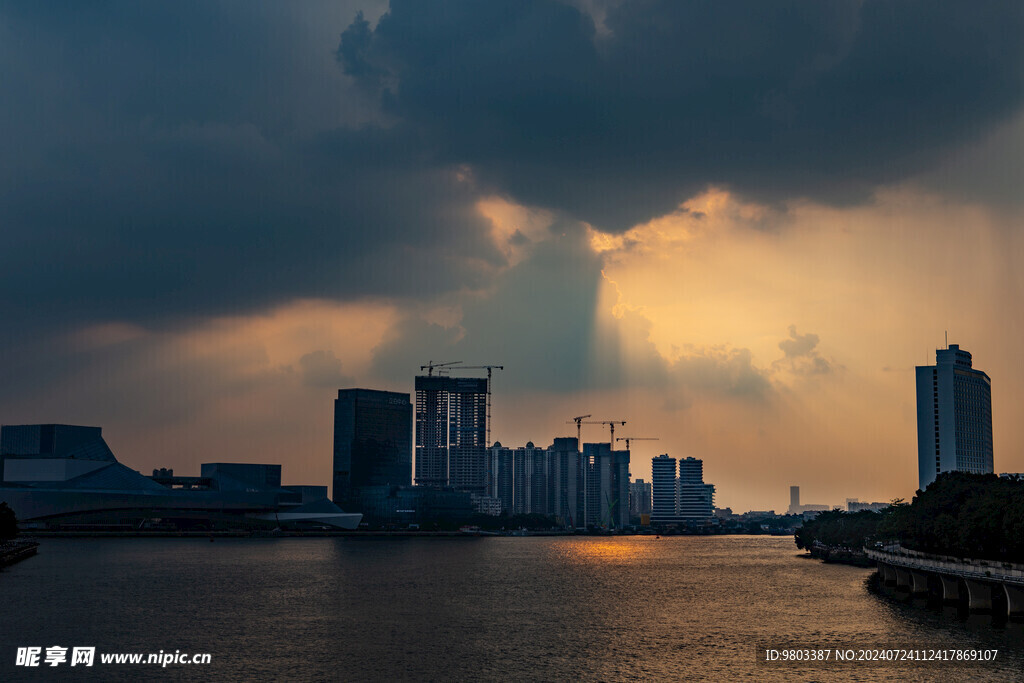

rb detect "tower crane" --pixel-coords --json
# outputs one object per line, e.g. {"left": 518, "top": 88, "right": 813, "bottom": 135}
{"left": 615, "top": 436, "right": 659, "bottom": 451}
{"left": 563, "top": 419, "right": 624, "bottom": 529}
{"left": 420, "top": 360, "right": 462, "bottom": 376}
{"left": 448, "top": 364, "right": 504, "bottom": 448}
{"left": 567, "top": 415, "right": 591, "bottom": 444}
{"left": 564, "top": 419, "right": 626, "bottom": 445}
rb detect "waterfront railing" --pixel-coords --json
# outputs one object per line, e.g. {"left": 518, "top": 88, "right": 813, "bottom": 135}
{"left": 865, "top": 544, "right": 1024, "bottom": 586}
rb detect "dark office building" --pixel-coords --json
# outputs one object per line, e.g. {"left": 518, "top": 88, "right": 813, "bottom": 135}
{"left": 357, "top": 485, "right": 475, "bottom": 527}
{"left": 333, "top": 389, "right": 412, "bottom": 507}
{"left": 414, "top": 375, "right": 488, "bottom": 493}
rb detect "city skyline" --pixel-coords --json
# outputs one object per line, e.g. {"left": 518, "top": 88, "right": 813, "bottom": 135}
{"left": 3, "top": 2, "right": 1024, "bottom": 512}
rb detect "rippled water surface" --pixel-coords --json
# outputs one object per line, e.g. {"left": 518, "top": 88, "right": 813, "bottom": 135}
{"left": 3, "top": 536, "right": 1023, "bottom": 680}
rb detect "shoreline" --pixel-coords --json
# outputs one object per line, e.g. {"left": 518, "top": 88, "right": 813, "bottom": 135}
{"left": 19, "top": 529, "right": 793, "bottom": 539}
{"left": 0, "top": 540, "right": 39, "bottom": 567}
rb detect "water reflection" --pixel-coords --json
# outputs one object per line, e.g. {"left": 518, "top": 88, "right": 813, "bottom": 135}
{"left": 550, "top": 536, "right": 659, "bottom": 564}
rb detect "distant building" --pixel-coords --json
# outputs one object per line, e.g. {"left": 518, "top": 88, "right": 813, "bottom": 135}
{"left": 651, "top": 454, "right": 677, "bottom": 523}
{"left": 847, "top": 500, "right": 890, "bottom": 513}
{"left": 629, "top": 479, "right": 652, "bottom": 518}
{"left": 333, "top": 389, "right": 412, "bottom": 510}
{"left": 916, "top": 344, "right": 994, "bottom": 491}
{"left": 485, "top": 438, "right": 628, "bottom": 528}
{"left": 676, "top": 457, "right": 714, "bottom": 521}
{"left": 579, "top": 442, "right": 630, "bottom": 528}
{"left": 786, "top": 485, "right": 829, "bottom": 514}
{"left": 486, "top": 441, "right": 547, "bottom": 516}
{"left": 513, "top": 442, "right": 548, "bottom": 515}
{"left": 651, "top": 454, "right": 715, "bottom": 524}
{"left": 415, "top": 376, "right": 488, "bottom": 492}
{"left": 547, "top": 437, "right": 579, "bottom": 526}
{"left": 488, "top": 442, "right": 515, "bottom": 513}
{"left": 472, "top": 495, "right": 502, "bottom": 516}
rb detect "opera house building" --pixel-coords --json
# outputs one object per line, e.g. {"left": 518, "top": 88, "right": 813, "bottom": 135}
{"left": 0, "top": 424, "right": 360, "bottom": 531}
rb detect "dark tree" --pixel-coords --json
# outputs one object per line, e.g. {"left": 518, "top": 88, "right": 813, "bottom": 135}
{"left": 0, "top": 502, "right": 17, "bottom": 540}
{"left": 798, "top": 473, "right": 1024, "bottom": 563}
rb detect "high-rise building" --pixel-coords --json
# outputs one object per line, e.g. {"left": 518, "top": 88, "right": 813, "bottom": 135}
{"left": 547, "top": 437, "right": 579, "bottom": 526}
{"left": 415, "top": 376, "right": 488, "bottom": 492}
{"left": 485, "top": 437, "right": 630, "bottom": 528}
{"left": 488, "top": 442, "right": 515, "bottom": 513}
{"left": 577, "top": 442, "right": 630, "bottom": 528}
{"left": 915, "top": 344, "right": 994, "bottom": 491}
{"left": 486, "top": 441, "right": 553, "bottom": 516}
{"left": 651, "top": 454, "right": 715, "bottom": 524}
{"left": 333, "top": 389, "right": 412, "bottom": 507}
{"left": 512, "top": 442, "right": 549, "bottom": 515}
{"left": 651, "top": 454, "right": 677, "bottom": 523}
{"left": 677, "top": 457, "right": 714, "bottom": 520}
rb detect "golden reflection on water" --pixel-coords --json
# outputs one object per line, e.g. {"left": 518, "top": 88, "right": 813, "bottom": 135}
{"left": 552, "top": 536, "right": 658, "bottom": 564}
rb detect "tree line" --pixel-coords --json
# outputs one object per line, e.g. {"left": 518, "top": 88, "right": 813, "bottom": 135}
{"left": 795, "top": 472, "right": 1024, "bottom": 563}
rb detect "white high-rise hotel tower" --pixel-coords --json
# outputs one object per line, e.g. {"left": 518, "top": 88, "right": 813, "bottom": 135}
{"left": 915, "top": 344, "right": 993, "bottom": 491}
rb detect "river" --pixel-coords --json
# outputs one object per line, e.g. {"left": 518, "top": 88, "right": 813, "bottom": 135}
{"left": 2, "top": 535, "right": 1022, "bottom": 680}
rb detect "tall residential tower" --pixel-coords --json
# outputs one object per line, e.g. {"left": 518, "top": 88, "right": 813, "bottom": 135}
{"left": 915, "top": 344, "right": 993, "bottom": 491}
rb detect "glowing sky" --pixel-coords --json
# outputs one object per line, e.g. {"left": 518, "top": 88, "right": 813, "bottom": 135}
{"left": 2, "top": 1, "right": 1023, "bottom": 511}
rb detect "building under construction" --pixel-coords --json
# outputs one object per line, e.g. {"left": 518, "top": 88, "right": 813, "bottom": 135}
{"left": 414, "top": 375, "right": 488, "bottom": 493}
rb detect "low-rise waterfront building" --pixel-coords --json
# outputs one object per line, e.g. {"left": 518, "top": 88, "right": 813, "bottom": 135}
{"left": 0, "top": 424, "right": 360, "bottom": 530}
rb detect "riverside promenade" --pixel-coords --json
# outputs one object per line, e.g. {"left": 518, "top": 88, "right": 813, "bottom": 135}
{"left": 866, "top": 543, "right": 1024, "bottom": 617}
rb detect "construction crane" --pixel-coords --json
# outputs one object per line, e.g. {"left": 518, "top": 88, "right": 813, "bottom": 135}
{"left": 605, "top": 491, "right": 618, "bottom": 530}
{"left": 561, "top": 417, "right": 625, "bottom": 529}
{"left": 565, "top": 419, "right": 626, "bottom": 445}
{"left": 615, "top": 436, "right": 659, "bottom": 451}
{"left": 566, "top": 415, "right": 591, "bottom": 444}
{"left": 420, "top": 360, "right": 462, "bottom": 376}
{"left": 448, "top": 364, "right": 504, "bottom": 448}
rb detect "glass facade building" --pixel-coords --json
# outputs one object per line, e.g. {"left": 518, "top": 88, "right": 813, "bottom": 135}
{"left": 333, "top": 389, "right": 413, "bottom": 508}
{"left": 915, "top": 345, "right": 994, "bottom": 491}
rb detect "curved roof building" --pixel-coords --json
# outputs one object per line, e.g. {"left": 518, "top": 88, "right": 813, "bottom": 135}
{"left": 0, "top": 424, "right": 360, "bottom": 530}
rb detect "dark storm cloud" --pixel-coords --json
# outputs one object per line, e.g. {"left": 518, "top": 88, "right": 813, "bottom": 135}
{"left": 0, "top": 0, "right": 493, "bottom": 329}
{"left": 341, "top": 0, "right": 1024, "bottom": 229}
{"left": 3, "top": 0, "right": 1022, "bottom": 338}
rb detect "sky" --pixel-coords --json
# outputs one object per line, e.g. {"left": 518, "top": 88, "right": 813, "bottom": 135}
{"left": 2, "top": 0, "right": 1023, "bottom": 512}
